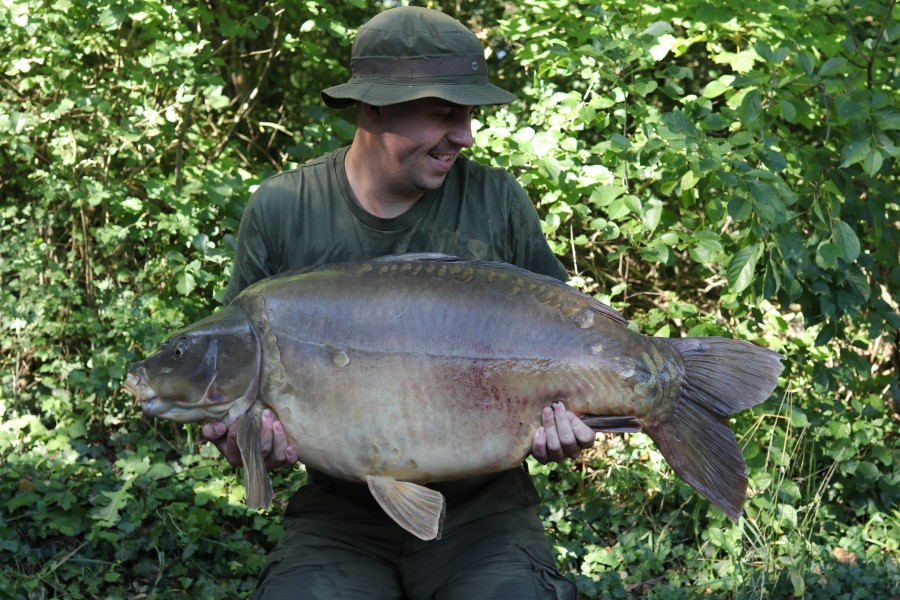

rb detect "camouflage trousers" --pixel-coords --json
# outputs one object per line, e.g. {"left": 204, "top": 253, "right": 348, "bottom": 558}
{"left": 252, "top": 468, "right": 576, "bottom": 600}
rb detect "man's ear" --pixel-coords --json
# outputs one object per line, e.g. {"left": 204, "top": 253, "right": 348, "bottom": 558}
{"left": 356, "top": 102, "right": 385, "bottom": 132}
{"left": 360, "top": 102, "right": 382, "bottom": 119}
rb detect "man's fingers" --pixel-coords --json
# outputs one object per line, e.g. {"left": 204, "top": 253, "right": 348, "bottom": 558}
{"left": 219, "top": 420, "right": 240, "bottom": 467}
{"left": 541, "top": 404, "right": 565, "bottom": 462}
{"left": 260, "top": 409, "right": 275, "bottom": 456}
{"left": 532, "top": 404, "right": 596, "bottom": 464}
{"left": 531, "top": 425, "right": 548, "bottom": 464}
{"left": 552, "top": 402, "right": 579, "bottom": 457}
{"left": 202, "top": 421, "right": 226, "bottom": 442}
{"left": 569, "top": 413, "right": 597, "bottom": 449}
{"left": 265, "top": 420, "right": 298, "bottom": 470}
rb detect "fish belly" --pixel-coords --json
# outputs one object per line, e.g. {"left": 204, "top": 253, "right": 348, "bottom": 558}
{"left": 271, "top": 349, "right": 615, "bottom": 483}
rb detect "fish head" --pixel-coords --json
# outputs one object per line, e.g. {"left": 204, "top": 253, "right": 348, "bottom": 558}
{"left": 123, "top": 305, "right": 261, "bottom": 425}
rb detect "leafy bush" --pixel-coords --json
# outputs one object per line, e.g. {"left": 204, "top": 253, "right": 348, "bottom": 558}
{"left": 1, "top": 0, "right": 896, "bottom": 598}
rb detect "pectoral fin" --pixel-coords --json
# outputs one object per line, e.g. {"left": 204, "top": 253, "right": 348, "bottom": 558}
{"left": 236, "top": 405, "right": 274, "bottom": 509}
{"left": 580, "top": 415, "right": 642, "bottom": 433}
{"left": 365, "top": 475, "right": 446, "bottom": 541}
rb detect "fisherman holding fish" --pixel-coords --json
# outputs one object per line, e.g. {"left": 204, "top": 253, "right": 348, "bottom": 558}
{"left": 203, "top": 6, "right": 592, "bottom": 600}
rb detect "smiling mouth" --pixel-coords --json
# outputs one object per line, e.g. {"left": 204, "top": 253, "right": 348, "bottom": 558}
{"left": 428, "top": 151, "right": 454, "bottom": 162}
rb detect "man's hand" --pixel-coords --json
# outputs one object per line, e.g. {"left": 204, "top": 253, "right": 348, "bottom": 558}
{"left": 531, "top": 401, "right": 596, "bottom": 464}
{"left": 201, "top": 409, "right": 298, "bottom": 471}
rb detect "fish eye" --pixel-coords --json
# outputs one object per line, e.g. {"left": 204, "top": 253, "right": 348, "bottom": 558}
{"left": 172, "top": 339, "right": 189, "bottom": 358}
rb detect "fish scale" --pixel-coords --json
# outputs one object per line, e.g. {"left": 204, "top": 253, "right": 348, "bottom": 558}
{"left": 124, "top": 253, "right": 783, "bottom": 541}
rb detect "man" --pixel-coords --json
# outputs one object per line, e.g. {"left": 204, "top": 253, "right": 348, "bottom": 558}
{"left": 203, "top": 7, "right": 595, "bottom": 599}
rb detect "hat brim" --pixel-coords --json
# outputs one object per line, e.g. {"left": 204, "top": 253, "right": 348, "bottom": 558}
{"left": 321, "top": 81, "right": 517, "bottom": 109}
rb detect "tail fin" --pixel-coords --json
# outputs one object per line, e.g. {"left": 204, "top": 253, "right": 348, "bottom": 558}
{"left": 642, "top": 337, "right": 783, "bottom": 520}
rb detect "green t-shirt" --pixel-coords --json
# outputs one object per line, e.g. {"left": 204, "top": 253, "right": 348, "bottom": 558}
{"left": 223, "top": 146, "right": 567, "bottom": 513}
{"left": 224, "top": 146, "right": 566, "bottom": 304}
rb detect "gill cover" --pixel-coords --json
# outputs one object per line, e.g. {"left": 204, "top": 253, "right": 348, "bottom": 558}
{"left": 137, "top": 305, "right": 261, "bottom": 423}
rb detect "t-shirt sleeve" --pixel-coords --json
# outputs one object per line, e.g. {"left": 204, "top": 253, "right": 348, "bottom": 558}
{"left": 223, "top": 190, "right": 277, "bottom": 305}
{"left": 504, "top": 174, "right": 568, "bottom": 282}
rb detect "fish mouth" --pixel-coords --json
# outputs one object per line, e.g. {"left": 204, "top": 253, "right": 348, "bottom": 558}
{"left": 123, "top": 370, "right": 163, "bottom": 416}
{"left": 140, "top": 396, "right": 163, "bottom": 415}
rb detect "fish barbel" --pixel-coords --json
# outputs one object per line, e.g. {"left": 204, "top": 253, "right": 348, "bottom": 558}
{"left": 123, "top": 254, "right": 783, "bottom": 540}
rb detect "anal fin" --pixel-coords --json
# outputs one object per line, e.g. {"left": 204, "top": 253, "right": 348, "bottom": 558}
{"left": 366, "top": 475, "right": 446, "bottom": 541}
{"left": 580, "top": 415, "right": 642, "bottom": 433}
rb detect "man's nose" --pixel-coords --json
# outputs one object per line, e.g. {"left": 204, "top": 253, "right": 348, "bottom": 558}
{"left": 448, "top": 118, "right": 474, "bottom": 148}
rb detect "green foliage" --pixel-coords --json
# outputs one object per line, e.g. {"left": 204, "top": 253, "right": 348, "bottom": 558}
{"left": 1, "top": 0, "right": 897, "bottom": 598}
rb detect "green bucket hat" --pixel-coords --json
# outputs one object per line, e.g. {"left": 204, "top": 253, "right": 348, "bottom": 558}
{"left": 321, "top": 6, "right": 516, "bottom": 109}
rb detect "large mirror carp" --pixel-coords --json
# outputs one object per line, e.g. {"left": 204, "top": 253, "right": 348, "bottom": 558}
{"left": 123, "top": 254, "right": 783, "bottom": 540}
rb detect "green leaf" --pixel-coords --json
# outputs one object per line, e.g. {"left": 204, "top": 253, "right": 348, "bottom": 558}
{"left": 121, "top": 197, "right": 143, "bottom": 213}
{"left": 873, "top": 107, "right": 900, "bottom": 130}
{"left": 726, "top": 244, "right": 761, "bottom": 294}
{"left": 764, "top": 256, "right": 782, "bottom": 297}
{"left": 748, "top": 182, "right": 785, "bottom": 224}
{"left": 606, "top": 197, "right": 631, "bottom": 220}
{"left": 640, "top": 241, "right": 670, "bottom": 264}
{"left": 827, "top": 438, "right": 853, "bottom": 461}
{"left": 816, "top": 242, "right": 841, "bottom": 270}
{"left": 91, "top": 477, "right": 135, "bottom": 528}
{"left": 797, "top": 53, "right": 815, "bottom": 76}
{"left": 680, "top": 169, "right": 699, "bottom": 191}
{"left": 790, "top": 407, "right": 808, "bottom": 428}
{"left": 175, "top": 269, "right": 197, "bottom": 295}
{"left": 688, "top": 235, "right": 723, "bottom": 264}
{"left": 642, "top": 21, "right": 674, "bottom": 37}
{"left": 818, "top": 56, "right": 847, "bottom": 78}
{"left": 642, "top": 199, "right": 663, "bottom": 232}
{"left": 844, "top": 267, "right": 870, "bottom": 301}
{"left": 610, "top": 133, "right": 631, "bottom": 149}
{"left": 753, "top": 41, "right": 775, "bottom": 62}
{"left": 248, "top": 15, "right": 270, "bottom": 30}
{"left": 728, "top": 196, "right": 752, "bottom": 222}
{"left": 737, "top": 90, "right": 762, "bottom": 126}
{"left": 702, "top": 76, "right": 733, "bottom": 99}
{"left": 761, "top": 149, "right": 787, "bottom": 172}
{"left": 864, "top": 148, "right": 884, "bottom": 175}
{"left": 661, "top": 110, "right": 699, "bottom": 138}
{"left": 589, "top": 185, "right": 626, "bottom": 207}
{"left": 839, "top": 140, "right": 868, "bottom": 168}
{"left": 780, "top": 100, "right": 797, "bottom": 122}
{"left": 789, "top": 568, "right": 806, "bottom": 597}
{"left": 635, "top": 79, "right": 658, "bottom": 97}
{"left": 702, "top": 113, "right": 730, "bottom": 130}
{"left": 833, "top": 220, "right": 860, "bottom": 262}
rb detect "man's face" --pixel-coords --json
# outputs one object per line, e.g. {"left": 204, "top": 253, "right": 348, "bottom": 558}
{"left": 372, "top": 98, "right": 477, "bottom": 198}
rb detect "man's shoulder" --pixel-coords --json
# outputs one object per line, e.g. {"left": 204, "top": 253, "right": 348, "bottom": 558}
{"left": 448, "top": 154, "right": 521, "bottom": 207}
{"left": 256, "top": 147, "right": 347, "bottom": 193}
{"left": 455, "top": 154, "right": 514, "bottom": 182}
